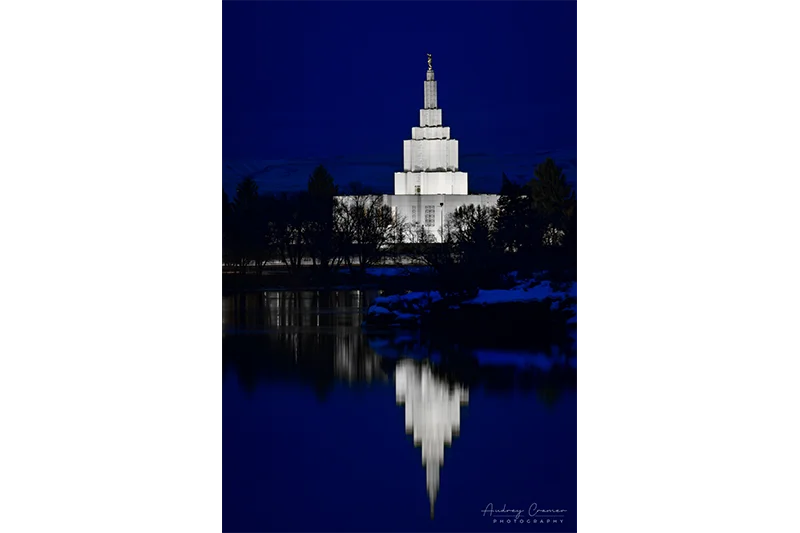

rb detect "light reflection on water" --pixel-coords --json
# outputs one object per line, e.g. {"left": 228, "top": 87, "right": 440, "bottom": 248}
{"left": 395, "top": 359, "right": 469, "bottom": 519}
{"left": 223, "top": 290, "right": 369, "bottom": 333}
{"left": 223, "top": 290, "right": 576, "bottom": 532}
{"left": 223, "top": 290, "right": 575, "bottom": 370}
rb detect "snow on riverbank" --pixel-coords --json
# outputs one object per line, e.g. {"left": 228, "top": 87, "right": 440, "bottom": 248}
{"left": 366, "top": 280, "right": 575, "bottom": 311}
{"left": 373, "top": 291, "right": 442, "bottom": 308}
{"left": 462, "top": 280, "right": 576, "bottom": 306}
{"left": 363, "top": 279, "right": 576, "bottom": 328}
{"left": 366, "top": 291, "right": 442, "bottom": 325}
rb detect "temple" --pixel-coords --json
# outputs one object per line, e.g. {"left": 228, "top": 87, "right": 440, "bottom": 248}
{"left": 337, "top": 56, "right": 499, "bottom": 242}
{"left": 383, "top": 56, "right": 499, "bottom": 241}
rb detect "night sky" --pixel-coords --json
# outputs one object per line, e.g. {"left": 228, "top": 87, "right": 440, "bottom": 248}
{"left": 223, "top": 1, "right": 577, "bottom": 161}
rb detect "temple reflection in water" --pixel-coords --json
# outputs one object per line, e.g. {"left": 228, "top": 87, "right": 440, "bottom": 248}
{"left": 334, "top": 332, "right": 386, "bottom": 383}
{"left": 395, "top": 359, "right": 469, "bottom": 518}
{"left": 224, "top": 288, "right": 576, "bottom": 530}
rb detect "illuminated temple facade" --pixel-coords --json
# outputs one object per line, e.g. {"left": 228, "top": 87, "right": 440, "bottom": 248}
{"left": 337, "top": 57, "right": 499, "bottom": 242}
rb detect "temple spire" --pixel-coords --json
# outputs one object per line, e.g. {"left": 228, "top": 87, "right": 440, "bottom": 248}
{"left": 424, "top": 54, "right": 437, "bottom": 109}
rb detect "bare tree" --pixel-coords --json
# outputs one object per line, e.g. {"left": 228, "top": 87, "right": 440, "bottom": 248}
{"left": 272, "top": 192, "right": 307, "bottom": 273}
{"left": 335, "top": 195, "right": 406, "bottom": 272}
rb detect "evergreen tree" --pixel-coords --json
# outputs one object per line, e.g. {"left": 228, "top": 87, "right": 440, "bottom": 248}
{"left": 528, "top": 158, "right": 574, "bottom": 232}
{"left": 230, "top": 177, "right": 262, "bottom": 273}
{"left": 496, "top": 173, "right": 535, "bottom": 254}
{"left": 217, "top": 181, "right": 231, "bottom": 261}
{"left": 525, "top": 159, "right": 576, "bottom": 269}
{"left": 234, "top": 176, "right": 259, "bottom": 213}
{"left": 217, "top": 181, "right": 231, "bottom": 234}
{"left": 305, "top": 165, "right": 340, "bottom": 274}
{"left": 307, "top": 165, "right": 338, "bottom": 196}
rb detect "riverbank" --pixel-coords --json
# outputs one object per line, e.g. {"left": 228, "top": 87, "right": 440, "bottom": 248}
{"left": 223, "top": 264, "right": 575, "bottom": 294}
{"left": 359, "top": 274, "right": 576, "bottom": 354}
{"left": 222, "top": 266, "right": 439, "bottom": 295}
{"left": 223, "top": 286, "right": 576, "bottom": 392}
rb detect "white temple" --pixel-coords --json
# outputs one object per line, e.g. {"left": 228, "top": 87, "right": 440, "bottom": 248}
{"left": 336, "top": 55, "right": 499, "bottom": 243}
{"left": 383, "top": 55, "right": 499, "bottom": 242}
{"left": 395, "top": 359, "right": 469, "bottom": 518}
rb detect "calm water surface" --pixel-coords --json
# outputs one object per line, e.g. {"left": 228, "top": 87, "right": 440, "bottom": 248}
{"left": 223, "top": 290, "right": 576, "bottom": 532}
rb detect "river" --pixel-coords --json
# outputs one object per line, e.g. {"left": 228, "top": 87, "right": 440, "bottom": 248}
{"left": 223, "top": 290, "right": 576, "bottom": 532}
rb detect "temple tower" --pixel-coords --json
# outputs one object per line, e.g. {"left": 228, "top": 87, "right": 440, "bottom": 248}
{"left": 337, "top": 55, "right": 499, "bottom": 243}
{"left": 394, "top": 56, "right": 469, "bottom": 195}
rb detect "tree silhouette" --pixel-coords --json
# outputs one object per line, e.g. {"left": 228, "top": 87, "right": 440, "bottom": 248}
{"left": 234, "top": 176, "right": 259, "bottom": 213}
{"left": 217, "top": 181, "right": 231, "bottom": 233}
{"left": 410, "top": 222, "right": 456, "bottom": 274}
{"left": 217, "top": 180, "right": 231, "bottom": 268}
{"left": 272, "top": 192, "right": 308, "bottom": 273}
{"left": 565, "top": 200, "right": 583, "bottom": 279}
{"left": 335, "top": 195, "right": 403, "bottom": 272}
{"left": 229, "top": 177, "right": 262, "bottom": 274}
{"left": 305, "top": 166, "right": 340, "bottom": 275}
{"left": 528, "top": 158, "right": 574, "bottom": 236}
{"left": 307, "top": 165, "right": 338, "bottom": 196}
{"left": 496, "top": 173, "right": 535, "bottom": 254}
{"left": 445, "top": 204, "right": 501, "bottom": 290}
{"left": 449, "top": 205, "right": 496, "bottom": 259}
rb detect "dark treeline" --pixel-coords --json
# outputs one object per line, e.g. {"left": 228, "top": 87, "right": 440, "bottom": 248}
{"left": 223, "top": 159, "right": 576, "bottom": 289}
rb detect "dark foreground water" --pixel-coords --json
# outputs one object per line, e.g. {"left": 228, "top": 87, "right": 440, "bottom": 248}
{"left": 223, "top": 290, "right": 576, "bottom": 532}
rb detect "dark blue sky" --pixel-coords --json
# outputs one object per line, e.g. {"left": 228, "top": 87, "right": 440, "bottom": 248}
{"left": 223, "top": 1, "right": 576, "bottom": 160}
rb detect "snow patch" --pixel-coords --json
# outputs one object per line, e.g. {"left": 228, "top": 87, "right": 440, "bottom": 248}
{"left": 394, "top": 312, "right": 420, "bottom": 324}
{"left": 374, "top": 291, "right": 442, "bottom": 307}
{"left": 463, "top": 281, "right": 576, "bottom": 305}
{"left": 564, "top": 301, "right": 577, "bottom": 325}
{"left": 368, "top": 306, "right": 392, "bottom": 316}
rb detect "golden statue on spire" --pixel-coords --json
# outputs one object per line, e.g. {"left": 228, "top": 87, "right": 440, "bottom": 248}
{"left": 427, "top": 53, "right": 432, "bottom": 71}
